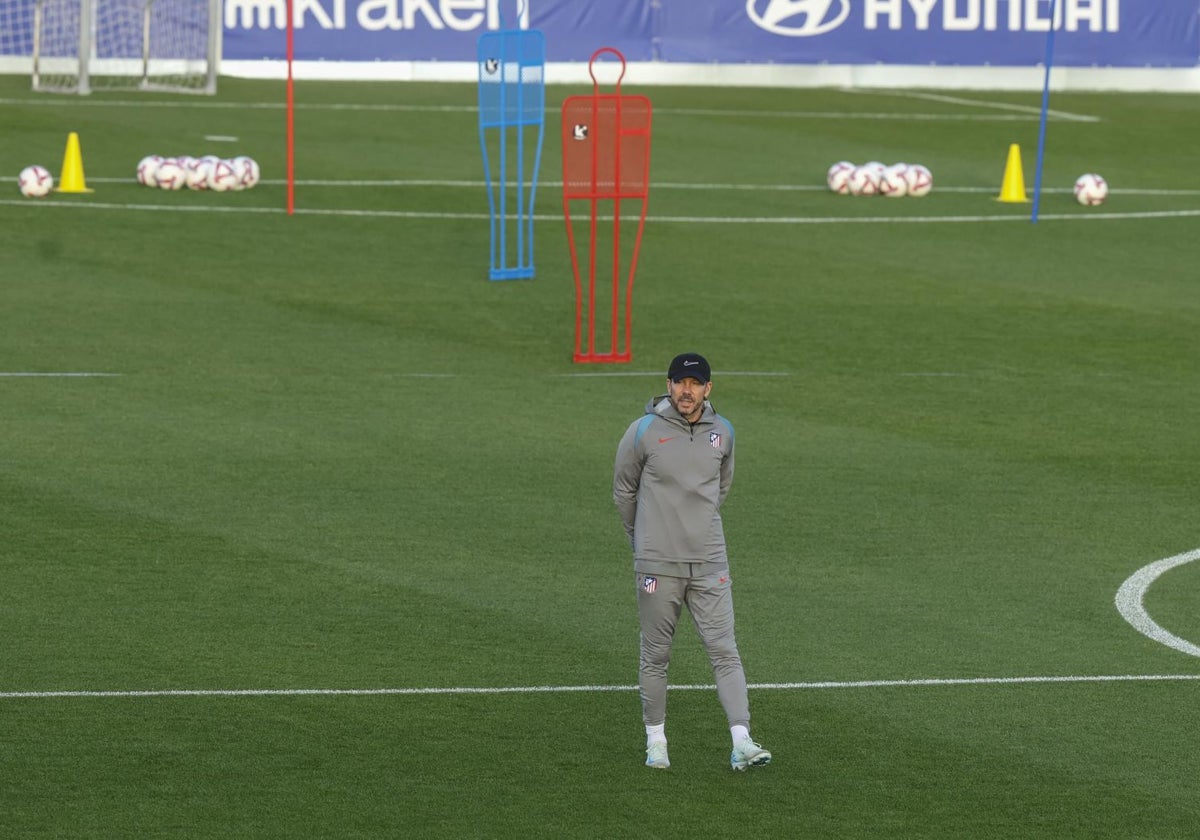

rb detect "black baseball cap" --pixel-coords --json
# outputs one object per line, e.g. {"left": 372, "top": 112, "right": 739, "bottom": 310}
{"left": 667, "top": 352, "right": 711, "bottom": 383}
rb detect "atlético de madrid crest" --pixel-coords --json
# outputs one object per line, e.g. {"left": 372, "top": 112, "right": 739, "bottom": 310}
{"left": 709, "top": 432, "right": 722, "bottom": 449}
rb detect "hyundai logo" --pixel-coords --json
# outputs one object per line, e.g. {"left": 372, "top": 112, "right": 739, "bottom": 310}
{"left": 746, "top": 0, "right": 850, "bottom": 37}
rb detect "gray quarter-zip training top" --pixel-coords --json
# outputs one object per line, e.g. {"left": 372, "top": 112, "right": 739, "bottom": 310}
{"left": 613, "top": 395, "right": 735, "bottom": 576}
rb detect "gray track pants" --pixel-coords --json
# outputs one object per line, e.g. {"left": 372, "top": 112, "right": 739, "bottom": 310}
{"left": 635, "top": 566, "right": 750, "bottom": 729}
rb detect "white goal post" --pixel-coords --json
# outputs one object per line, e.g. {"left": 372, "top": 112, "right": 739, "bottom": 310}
{"left": 31, "top": 0, "right": 219, "bottom": 94}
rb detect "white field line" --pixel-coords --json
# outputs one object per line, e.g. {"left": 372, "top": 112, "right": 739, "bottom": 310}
{"left": 73, "top": 178, "right": 1200, "bottom": 198}
{"left": 844, "top": 88, "right": 1100, "bottom": 122}
{"left": 264, "top": 182, "right": 1200, "bottom": 198}
{"left": 5, "top": 371, "right": 784, "bottom": 381}
{"left": 548, "top": 370, "right": 791, "bottom": 378}
{"left": 647, "top": 108, "right": 1048, "bottom": 122}
{"left": 4, "top": 199, "right": 1200, "bottom": 225}
{"left": 0, "top": 98, "right": 1073, "bottom": 122}
{"left": 898, "top": 372, "right": 968, "bottom": 377}
{"left": 3, "top": 674, "right": 1198, "bottom": 701}
{"left": 1116, "top": 548, "right": 1200, "bottom": 658}
{"left": 403, "top": 372, "right": 790, "bottom": 378}
{"left": 0, "top": 372, "right": 120, "bottom": 377}
{"left": 0, "top": 98, "right": 475, "bottom": 112}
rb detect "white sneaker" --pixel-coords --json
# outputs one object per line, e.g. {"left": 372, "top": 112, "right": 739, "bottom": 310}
{"left": 645, "top": 741, "right": 670, "bottom": 769}
{"left": 730, "top": 738, "right": 771, "bottom": 771}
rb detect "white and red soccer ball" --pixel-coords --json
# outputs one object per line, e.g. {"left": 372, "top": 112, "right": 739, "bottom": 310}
{"left": 185, "top": 156, "right": 214, "bottom": 190}
{"left": 155, "top": 158, "right": 187, "bottom": 190}
{"left": 18, "top": 164, "right": 54, "bottom": 197}
{"left": 847, "top": 165, "right": 881, "bottom": 196}
{"left": 904, "top": 164, "right": 933, "bottom": 197}
{"left": 878, "top": 163, "right": 910, "bottom": 198}
{"left": 208, "top": 158, "right": 240, "bottom": 192}
{"left": 826, "top": 160, "right": 855, "bottom": 195}
{"left": 1074, "top": 173, "right": 1108, "bottom": 206}
{"left": 231, "top": 156, "right": 261, "bottom": 190}
{"left": 136, "top": 155, "right": 164, "bottom": 187}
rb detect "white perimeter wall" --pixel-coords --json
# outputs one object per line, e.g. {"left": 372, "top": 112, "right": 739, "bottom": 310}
{"left": 219, "top": 59, "right": 1200, "bottom": 93}
{"left": 3, "top": 56, "right": 1199, "bottom": 92}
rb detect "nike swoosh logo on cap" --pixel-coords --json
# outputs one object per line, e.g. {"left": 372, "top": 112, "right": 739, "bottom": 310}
{"left": 684, "top": 361, "right": 697, "bottom": 366}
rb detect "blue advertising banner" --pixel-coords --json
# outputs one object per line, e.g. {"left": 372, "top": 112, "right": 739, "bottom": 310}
{"left": 221, "top": 0, "right": 1200, "bottom": 68}
{"left": 222, "top": 0, "right": 652, "bottom": 61}
{"left": 677, "top": 0, "right": 1200, "bottom": 66}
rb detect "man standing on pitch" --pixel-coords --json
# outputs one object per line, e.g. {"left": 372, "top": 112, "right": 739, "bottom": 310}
{"left": 613, "top": 352, "right": 772, "bottom": 771}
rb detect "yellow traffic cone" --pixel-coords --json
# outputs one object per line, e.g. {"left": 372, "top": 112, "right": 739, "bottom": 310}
{"left": 996, "top": 143, "right": 1029, "bottom": 203}
{"left": 57, "top": 131, "right": 93, "bottom": 193}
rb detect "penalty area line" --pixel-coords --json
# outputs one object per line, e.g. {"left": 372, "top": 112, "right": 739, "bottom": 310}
{"left": 4, "top": 674, "right": 1199, "bottom": 700}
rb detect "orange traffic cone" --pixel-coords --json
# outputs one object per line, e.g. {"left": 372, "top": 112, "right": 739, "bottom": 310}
{"left": 57, "top": 131, "right": 93, "bottom": 193}
{"left": 996, "top": 143, "right": 1029, "bottom": 203}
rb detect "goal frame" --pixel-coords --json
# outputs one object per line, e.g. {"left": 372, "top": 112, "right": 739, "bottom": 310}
{"left": 32, "top": 0, "right": 220, "bottom": 95}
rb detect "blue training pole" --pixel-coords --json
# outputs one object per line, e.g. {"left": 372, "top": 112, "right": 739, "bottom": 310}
{"left": 1031, "top": 0, "right": 1058, "bottom": 224}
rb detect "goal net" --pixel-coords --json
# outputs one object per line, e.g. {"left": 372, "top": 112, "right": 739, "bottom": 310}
{"left": 31, "top": 0, "right": 219, "bottom": 94}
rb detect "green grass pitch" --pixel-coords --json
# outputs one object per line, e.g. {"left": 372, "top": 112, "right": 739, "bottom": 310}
{"left": 2, "top": 73, "right": 1200, "bottom": 837}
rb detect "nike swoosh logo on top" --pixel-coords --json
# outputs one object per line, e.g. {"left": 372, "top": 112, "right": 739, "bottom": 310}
{"left": 658, "top": 437, "right": 674, "bottom": 444}
{"left": 684, "top": 361, "right": 697, "bottom": 366}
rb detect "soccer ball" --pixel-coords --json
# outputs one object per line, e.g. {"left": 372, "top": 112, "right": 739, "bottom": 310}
{"left": 231, "top": 156, "right": 261, "bottom": 190}
{"left": 878, "top": 163, "right": 909, "bottom": 198}
{"left": 229, "top": 156, "right": 251, "bottom": 191}
{"left": 196, "top": 155, "right": 220, "bottom": 189}
{"left": 904, "top": 164, "right": 933, "bottom": 197}
{"left": 864, "top": 162, "right": 892, "bottom": 181}
{"left": 1074, "top": 173, "right": 1108, "bottom": 206}
{"left": 826, "top": 160, "right": 855, "bottom": 195}
{"left": 847, "top": 165, "right": 880, "bottom": 196}
{"left": 208, "top": 159, "right": 240, "bottom": 192}
{"left": 185, "top": 157, "right": 214, "bottom": 190}
{"left": 243, "top": 157, "right": 261, "bottom": 189}
{"left": 136, "top": 155, "right": 163, "bottom": 187}
{"left": 18, "top": 164, "right": 54, "bottom": 197}
{"left": 225, "top": 158, "right": 247, "bottom": 191}
{"left": 155, "top": 158, "right": 187, "bottom": 190}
